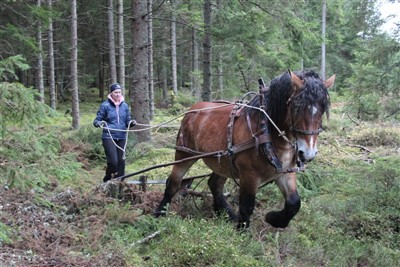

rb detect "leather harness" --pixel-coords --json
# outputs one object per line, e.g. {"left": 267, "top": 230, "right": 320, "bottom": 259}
{"left": 175, "top": 79, "right": 320, "bottom": 175}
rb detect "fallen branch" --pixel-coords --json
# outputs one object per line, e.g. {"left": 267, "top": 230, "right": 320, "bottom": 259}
{"left": 384, "top": 107, "right": 400, "bottom": 119}
{"left": 180, "top": 189, "right": 231, "bottom": 198}
{"left": 350, "top": 144, "right": 373, "bottom": 153}
{"left": 131, "top": 228, "right": 165, "bottom": 247}
{"left": 346, "top": 113, "right": 360, "bottom": 126}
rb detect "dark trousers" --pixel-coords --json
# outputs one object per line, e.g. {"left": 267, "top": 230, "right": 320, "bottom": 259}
{"left": 102, "top": 138, "right": 126, "bottom": 182}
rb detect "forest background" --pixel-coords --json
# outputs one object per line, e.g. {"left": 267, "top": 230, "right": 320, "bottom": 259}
{"left": 0, "top": 0, "right": 399, "bottom": 266}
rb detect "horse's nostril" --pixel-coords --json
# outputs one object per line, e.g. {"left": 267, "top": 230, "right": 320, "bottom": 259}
{"left": 298, "top": 150, "right": 306, "bottom": 162}
{"left": 298, "top": 150, "right": 317, "bottom": 163}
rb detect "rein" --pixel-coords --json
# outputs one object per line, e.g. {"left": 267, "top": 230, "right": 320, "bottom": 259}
{"left": 100, "top": 120, "right": 136, "bottom": 160}
{"left": 100, "top": 92, "right": 316, "bottom": 175}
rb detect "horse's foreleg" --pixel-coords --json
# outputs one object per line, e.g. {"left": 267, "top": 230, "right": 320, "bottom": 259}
{"left": 207, "top": 172, "right": 237, "bottom": 222}
{"left": 237, "top": 176, "right": 258, "bottom": 229}
{"left": 265, "top": 174, "right": 301, "bottom": 228}
{"left": 154, "top": 159, "right": 196, "bottom": 217}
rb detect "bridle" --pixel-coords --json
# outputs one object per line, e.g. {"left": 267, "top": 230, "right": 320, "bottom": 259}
{"left": 277, "top": 80, "right": 325, "bottom": 172}
{"left": 285, "top": 81, "right": 324, "bottom": 138}
{"left": 227, "top": 78, "right": 326, "bottom": 174}
{"left": 291, "top": 127, "right": 323, "bottom": 136}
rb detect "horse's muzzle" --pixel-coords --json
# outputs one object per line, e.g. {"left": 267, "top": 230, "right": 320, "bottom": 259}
{"left": 296, "top": 139, "right": 318, "bottom": 163}
{"left": 298, "top": 149, "right": 318, "bottom": 163}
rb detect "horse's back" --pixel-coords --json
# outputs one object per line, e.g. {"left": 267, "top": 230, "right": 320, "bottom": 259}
{"left": 188, "top": 101, "right": 232, "bottom": 111}
{"left": 178, "top": 102, "right": 234, "bottom": 152}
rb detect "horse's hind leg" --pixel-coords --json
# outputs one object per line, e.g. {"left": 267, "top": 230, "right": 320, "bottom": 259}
{"left": 207, "top": 172, "right": 237, "bottom": 222}
{"left": 155, "top": 156, "right": 196, "bottom": 216}
{"left": 265, "top": 174, "right": 301, "bottom": 228}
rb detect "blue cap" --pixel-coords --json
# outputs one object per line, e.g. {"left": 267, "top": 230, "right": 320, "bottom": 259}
{"left": 110, "top": 83, "right": 122, "bottom": 92}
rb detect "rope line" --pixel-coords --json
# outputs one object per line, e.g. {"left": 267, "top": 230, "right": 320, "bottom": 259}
{"left": 101, "top": 121, "right": 133, "bottom": 159}
{"left": 100, "top": 103, "right": 235, "bottom": 133}
{"left": 98, "top": 102, "right": 291, "bottom": 159}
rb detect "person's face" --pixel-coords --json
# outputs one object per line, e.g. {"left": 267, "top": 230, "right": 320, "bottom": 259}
{"left": 111, "top": 89, "right": 122, "bottom": 100}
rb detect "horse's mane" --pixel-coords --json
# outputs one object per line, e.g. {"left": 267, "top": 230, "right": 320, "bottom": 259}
{"left": 245, "top": 70, "right": 330, "bottom": 126}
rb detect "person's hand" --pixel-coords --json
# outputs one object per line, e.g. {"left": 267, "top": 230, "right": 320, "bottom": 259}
{"left": 94, "top": 121, "right": 105, "bottom": 128}
{"left": 129, "top": 120, "right": 137, "bottom": 127}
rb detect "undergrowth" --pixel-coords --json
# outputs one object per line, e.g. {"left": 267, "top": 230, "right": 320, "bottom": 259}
{"left": 109, "top": 215, "right": 268, "bottom": 266}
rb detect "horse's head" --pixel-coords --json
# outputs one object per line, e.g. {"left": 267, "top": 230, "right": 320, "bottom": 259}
{"left": 286, "top": 70, "right": 335, "bottom": 163}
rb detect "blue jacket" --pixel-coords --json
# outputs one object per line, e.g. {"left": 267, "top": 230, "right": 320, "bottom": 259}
{"left": 93, "top": 98, "right": 132, "bottom": 140}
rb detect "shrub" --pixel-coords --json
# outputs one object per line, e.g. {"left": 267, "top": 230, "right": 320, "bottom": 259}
{"left": 351, "top": 127, "right": 400, "bottom": 147}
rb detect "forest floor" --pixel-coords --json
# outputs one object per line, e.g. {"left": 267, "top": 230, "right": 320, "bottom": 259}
{"left": 0, "top": 177, "right": 198, "bottom": 266}
{"left": 0, "top": 138, "right": 211, "bottom": 267}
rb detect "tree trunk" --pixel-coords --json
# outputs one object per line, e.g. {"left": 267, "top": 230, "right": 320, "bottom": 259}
{"left": 70, "top": 0, "right": 80, "bottom": 129}
{"left": 99, "top": 53, "right": 107, "bottom": 101}
{"left": 216, "top": 54, "right": 223, "bottom": 99}
{"left": 147, "top": 0, "right": 154, "bottom": 120}
{"left": 108, "top": 0, "right": 117, "bottom": 84}
{"left": 131, "top": 0, "right": 150, "bottom": 142}
{"left": 170, "top": 0, "right": 178, "bottom": 94}
{"left": 202, "top": 0, "right": 212, "bottom": 101}
{"left": 216, "top": 0, "right": 223, "bottom": 99}
{"left": 321, "top": 0, "right": 326, "bottom": 80}
{"left": 36, "top": 0, "right": 44, "bottom": 103}
{"left": 191, "top": 27, "right": 200, "bottom": 100}
{"left": 47, "top": 0, "right": 56, "bottom": 109}
{"left": 117, "top": 0, "right": 125, "bottom": 93}
{"left": 161, "top": 39, "right": 168, "bottom": 103}
{"left": 56, "top": 60, "right": 66, "bottom": 102}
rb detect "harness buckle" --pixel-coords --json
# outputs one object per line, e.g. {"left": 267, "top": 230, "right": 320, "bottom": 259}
{"left": 228, "top": 147, "right": 234, "bottom": 156}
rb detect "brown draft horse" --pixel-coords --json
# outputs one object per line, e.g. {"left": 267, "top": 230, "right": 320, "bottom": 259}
{"left": 155, "top": 70, "right": 335, "bottom": 229}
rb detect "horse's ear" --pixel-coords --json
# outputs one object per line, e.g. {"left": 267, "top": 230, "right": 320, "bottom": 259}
{"left": 289, "top": 71, "right": 304, "bottom": 90}
{"left": 324, "top": 74, "right": 336, "bottom": 90}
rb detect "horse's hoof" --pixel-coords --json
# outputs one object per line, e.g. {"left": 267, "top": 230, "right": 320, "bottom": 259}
{"left": 153, "top": 210, "right": 166, "bottom": 217}
{"left": 236, "top": 226, "right": 251, "bottom": 234}
{"left": 265, "top": 211, "right": 289, "bottom": 228}
{"left": 236, "top": 221, "right": 250, "bottom": 231}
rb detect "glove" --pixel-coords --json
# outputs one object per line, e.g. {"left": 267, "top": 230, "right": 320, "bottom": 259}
{"left": 94, "top": 121, "right": 105, "bottom": 128}
{"left": 129, "top": 120, "right": 137, "bottom": 127}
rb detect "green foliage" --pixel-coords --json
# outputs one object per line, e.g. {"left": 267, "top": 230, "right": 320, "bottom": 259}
{"left": 69, "top": 124, "right": 106, "bottom": 162}
{"left": 126, "top": 142, "right": 175, "bottom": 180}
{"left": 173, "top": 90, "right": 198, "bottom": 108}
{"left": 0, "top": 23, "right": 38, "bottom": 56}
{"left": 345, "top": 34, "right": 400, "bottom": 120}
{"left": 114, "top": 215, "right": 267, "bottom": 266}
{"left": 335, "top": 156, "right": 400, "bottom": 250}
{"left": 351, "top": 126, "right": 400, "bottom": 146}
{"left": 0, "top": 82, "right": 49, "bottom": 139}
{"left": 0, "top": 91, "right": 89, "bottom": 192}
{"left": 0, "top": 55, "right": 30, "bottom": 81}
{"left": 0, "top": 126, "right": 84, "bottom": 191}
{"left": 263, "top": 152, "right": 400, "bottom": 266}
{"left": 350, "top": 92, "right": 382, "bottom": 120}
{"left": 0, "top": 222, "right": 13, "bottom": 245}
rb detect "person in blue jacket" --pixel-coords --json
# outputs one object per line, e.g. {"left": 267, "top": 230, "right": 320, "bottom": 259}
{"left": 93, "top": 83, "right": 136, "bottom": 182}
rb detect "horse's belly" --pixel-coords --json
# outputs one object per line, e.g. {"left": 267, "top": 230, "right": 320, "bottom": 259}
{"left": 202, "top": 157, "right": 232, "bottom": 177}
